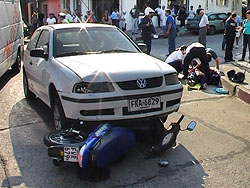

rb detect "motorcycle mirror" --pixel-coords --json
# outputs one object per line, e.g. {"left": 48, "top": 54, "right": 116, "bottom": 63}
{"left": 187, "top": 121, "right": 197, "bottom": 131}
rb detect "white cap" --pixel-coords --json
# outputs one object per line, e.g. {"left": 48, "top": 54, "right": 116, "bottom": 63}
{"left": 59, "top": 12, "right": 66, "bottom": 17}
{"left": 145, "top": 7, "right": 155, "bottom": 16}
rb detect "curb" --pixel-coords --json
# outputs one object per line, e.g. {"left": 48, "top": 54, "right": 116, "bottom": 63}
{"left": 221, "top": 76, "right": 250, "bottom": 105}
{"left": 236, "top": 87, "right": 250, "bottom": 104}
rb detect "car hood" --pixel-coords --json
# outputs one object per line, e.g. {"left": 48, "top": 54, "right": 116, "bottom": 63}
{"left": 55, "top": 53, "right": 176, "bottom": 82}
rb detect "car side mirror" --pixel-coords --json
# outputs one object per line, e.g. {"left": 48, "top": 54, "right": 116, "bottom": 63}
{"left": 187, "top": 121, "right": 197, "bottom": 131}
{"left": 30, "top": 48, "right": 48, "bottom": 59}
{"left": 138, "top": 43, "right": 148, "bottom": 53}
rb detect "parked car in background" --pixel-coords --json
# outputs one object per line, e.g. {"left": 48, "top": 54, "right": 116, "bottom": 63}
{"left": 23, "top": 23, "right": 183, "bottom": 130}
{"left": 0, "top": 0, "right": 24, "bottom": 77}
{"left": 186, "top": 13, "right": 227, "bottom": 35}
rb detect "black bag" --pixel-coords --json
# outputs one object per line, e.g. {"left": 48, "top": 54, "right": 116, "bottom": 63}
{"left": 209, "top": 72, "right": 221, "bottom": 86}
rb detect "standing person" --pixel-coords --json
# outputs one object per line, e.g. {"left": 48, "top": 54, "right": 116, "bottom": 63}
{"left": 235, "top": 12, "right": 242, "bottom": 49}
{"left": 187, "top": 6, "right": 195, "bottom": 19}
{"left": 46, "top": 13, "right": 57, "bottom": 25}
{"left": 102, "top": 10, "right": 111, "bottom": 24}
{"left": 31, "top": 12, "right": 38, "bottom": 32}
{"left": 160, "top": 6, "right": 166, "bottom": 27}
{"left": 239, "top": 10, "right": 250, "bottom": 62}
{"left": 58, "top": 12, "right": 70, "bottom": 24}
{"left": 65, "top": 10, "right": 73, "bottom": 22}
{"left": 155, "top": 5, "right": 162, "bottom": 27}
{"left": 138, "top": 7, "right": 156, "bottom": 55}
{"left": 183, "top": 42, "right": 211, "bottom": 87}
{"left": 196, "top": 5, "right": 202, "bottom": 15}
{"left": 178, "top": 7, "right": 187, "bottom": 28}
{"left": 222, "top": 12, "right": 232, "bottom": 50}
{"left": 38, "top": 13, "right": 44, "bottom": 27}
{"left": 120, "top": 11, "right": 127, "bottom": 31}
{"left": 198, "top": 9, "right": 209, "bottom": 47}
{"left": 164, "top": 9, "right": 177, "bottom": 55}
{"left": 130, "top": 5, "right": 139, "bottom": 34}
{"left": 224, "top": 13, "right": 237, "bottom": 62}
{"left": 110, "top": 8, "right": 120, "bottom": 28}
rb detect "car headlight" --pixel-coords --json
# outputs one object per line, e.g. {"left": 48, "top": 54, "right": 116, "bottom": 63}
{"left": 73, "top": 82, "right": 115, "bottom": 93}
{"left": 164, "top": 73, "right": 180, "bottom": 85}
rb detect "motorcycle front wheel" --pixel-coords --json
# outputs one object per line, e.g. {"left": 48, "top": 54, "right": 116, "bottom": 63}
{"left": 44, "top": 129, "right": 85, "bottom": 147}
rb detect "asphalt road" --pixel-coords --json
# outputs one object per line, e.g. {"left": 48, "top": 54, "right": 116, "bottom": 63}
{"left": 0, "top": 34, "right": 250, "bottom": 187}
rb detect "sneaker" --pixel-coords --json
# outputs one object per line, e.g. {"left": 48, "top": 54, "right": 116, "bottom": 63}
{"left": 235, "top": 45, "right": 239, "bottom": 49}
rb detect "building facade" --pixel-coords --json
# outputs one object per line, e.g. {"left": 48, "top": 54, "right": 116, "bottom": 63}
{"left": 22, "top": 0, "right": 243, "bottom": 29}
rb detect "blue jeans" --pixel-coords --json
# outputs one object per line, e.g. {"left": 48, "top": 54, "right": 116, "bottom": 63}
{"left": 168, "top": 29, "right": 177, "bottom": 54}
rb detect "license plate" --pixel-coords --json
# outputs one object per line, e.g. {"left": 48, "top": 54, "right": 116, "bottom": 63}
{"left": 129, "top": 97, "right": 161, "bottom": 112}
{"left": 64, "top": 147, "right": 79, "bottom": 162}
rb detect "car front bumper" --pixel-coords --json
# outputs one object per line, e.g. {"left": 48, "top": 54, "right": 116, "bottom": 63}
{"left": 59, "top": 84, "right": 183, "bottom": 122}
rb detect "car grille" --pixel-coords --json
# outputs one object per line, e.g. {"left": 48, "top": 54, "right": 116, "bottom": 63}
{"left": 117, "top": 76, "right": 162, "bottom": 90}
{"left": 80, "top": 109, "right": 114, "bottom": 116}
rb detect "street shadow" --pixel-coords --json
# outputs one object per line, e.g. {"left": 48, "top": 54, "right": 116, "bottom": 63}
{"left": 2, "top": 99, "right": 207, "bottom": 187}
{"left": 0, "top": 69, "right": 19, "bottom": 91}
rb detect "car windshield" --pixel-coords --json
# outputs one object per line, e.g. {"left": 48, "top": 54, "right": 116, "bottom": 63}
{"left": 54, "top": 27, "right": 139, "bottom": 57}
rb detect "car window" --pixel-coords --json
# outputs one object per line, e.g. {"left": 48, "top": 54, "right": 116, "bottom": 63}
{"left": 27, "top": 30, "right": 41, "bottom": 51}
{"left": 36, "top": 30, "right": 50, "bottom": 54}
{"left": 209, "top": 14, "right": 218, "bottom": 21}
{"left": 54, "top": 27, "right": 139, "bottom": 57}
{"left": 218, "top": 14, "right": 227, "bottom": 20}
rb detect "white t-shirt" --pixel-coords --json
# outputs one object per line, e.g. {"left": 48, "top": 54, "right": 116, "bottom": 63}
{"left": 165, "top": 50, "right": 185, "bottom": 63}
{"left": 188, "top": 10, "right": 195, "bottom": 19}
{"left": 199, "top": 14, "right": 209, "bottom": 28}
{"left": 186, "top": 42, "right": 205, "bottom": 54}
{"left": 46, "top": 17, "right": 56, "bottom": 25}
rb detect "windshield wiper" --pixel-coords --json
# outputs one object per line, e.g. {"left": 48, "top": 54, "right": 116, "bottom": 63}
{"left": 98, "top": 49, "right": 135, "bottom": 54}
{"left": 55, "top": 51, "right": 93, "bottom": 58}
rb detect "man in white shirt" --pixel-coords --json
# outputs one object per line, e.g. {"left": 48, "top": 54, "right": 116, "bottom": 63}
{"left": 46, "top": 13, "right": 56, "bottom": 25}
{"left": 155, "top": 5, "right": 162, "bottom": 27}
{"left": 165, "top": 45, "right": 187, "bottom": 73}
{"left": 188, "top": 6, "right": 195, "bottom": 19}
{"left": 198, "top": 9, "right": 209, "bottom": 47}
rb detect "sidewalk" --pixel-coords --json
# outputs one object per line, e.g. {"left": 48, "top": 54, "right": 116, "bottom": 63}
{"left": 220, "top": 61, "right": 250, "bottom": 105}
{"left": 125, "top": 26, "right": 191, "bottom": 41}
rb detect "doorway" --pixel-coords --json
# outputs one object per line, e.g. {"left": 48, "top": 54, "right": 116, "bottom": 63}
{"left": 92, "top": 0, "right": 119, "bottom": 22}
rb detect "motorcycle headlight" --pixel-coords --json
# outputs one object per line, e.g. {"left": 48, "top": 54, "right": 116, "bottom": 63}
{"left": 164, "top": 73, "right": 180, "bottom": 85}
{"left": 73, "top": 82, "right": 115, "bottom": 93}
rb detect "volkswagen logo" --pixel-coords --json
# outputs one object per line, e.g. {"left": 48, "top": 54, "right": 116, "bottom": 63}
{"left": 137, "top": 78, "right": 147, "bottom": 88}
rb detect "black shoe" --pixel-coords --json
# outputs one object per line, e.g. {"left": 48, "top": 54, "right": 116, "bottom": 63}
{"left": 230, "top": 59, "right": 235, "bottom": 61}
{"left": 225, "top": 59, "right": 231, "bottom": 62}
{"left": 239, "top": 58, "right": 245, "bottom": 61}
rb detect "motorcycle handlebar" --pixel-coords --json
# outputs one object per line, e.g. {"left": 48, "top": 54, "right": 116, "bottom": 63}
{"left": 177, "top": 115, "right": 185, "bottom": 124}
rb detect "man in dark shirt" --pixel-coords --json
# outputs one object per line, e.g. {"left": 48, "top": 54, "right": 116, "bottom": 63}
{"left": 138, "top": 7, "right": 156, "bottom": 55}
{"left": 224, "top": 13, "right": 237, "bottom": 62}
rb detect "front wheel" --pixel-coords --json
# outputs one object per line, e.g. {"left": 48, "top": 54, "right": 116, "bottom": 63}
{"left": 208, "top": 26, "right": 215, "bottom": 35}
{"left": 52, "top": 98, "right": 68, "bottom": 130}
{"left": 44, "top": 129, "right": 85, "bottom": 147}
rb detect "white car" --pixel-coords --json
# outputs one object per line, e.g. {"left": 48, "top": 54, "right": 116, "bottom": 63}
{"left": 23, "top": 23, "right": 183, "bottom": 130}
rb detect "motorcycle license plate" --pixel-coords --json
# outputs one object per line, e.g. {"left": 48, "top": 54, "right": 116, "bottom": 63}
{"left": 64, "top": 147, "right": 79, "bottom": 162}
{"left": 129, "top": 97, "right": 160, "bottom": 112}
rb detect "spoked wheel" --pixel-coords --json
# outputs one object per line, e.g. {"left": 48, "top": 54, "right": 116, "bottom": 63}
{"left": 44, "top": 129, "right": 85, "bottom": 147}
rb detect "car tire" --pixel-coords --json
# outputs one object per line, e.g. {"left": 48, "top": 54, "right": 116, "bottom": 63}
{"left": 52, "top": 98, "right": 68, "bottom": 130}
{"left": 208, "top": 26, "right": 215, "bottom": 35}
{"left": 23, "top": 71, "right": 36, "bottom": 100}
{"left": 12, "top": 51, "right": 21, "bottom": 73}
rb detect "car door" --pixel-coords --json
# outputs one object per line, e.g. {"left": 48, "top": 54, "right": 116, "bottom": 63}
{"left": 24, "top": 29, "right": 41, "bottom": 94}
{"left": 33, "top": 29, "right": 50, "bottom": 102}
